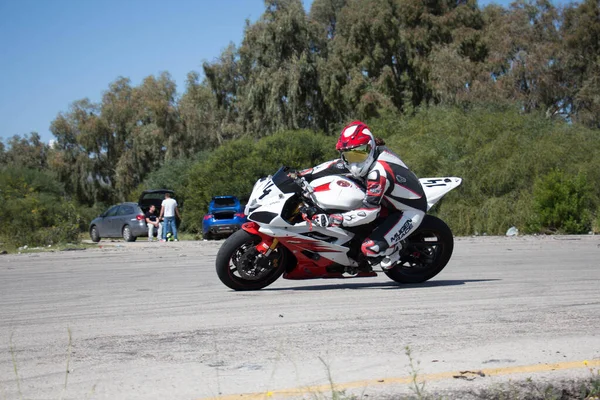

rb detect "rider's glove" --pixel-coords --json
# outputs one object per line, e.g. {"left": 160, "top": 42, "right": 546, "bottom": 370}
{"left": 312, "top": 214, "right": 343, "bottom": 227}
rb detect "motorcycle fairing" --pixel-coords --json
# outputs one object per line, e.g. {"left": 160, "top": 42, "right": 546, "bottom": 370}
{"left": 419, "top": 177, "right": 462, "bottom": 211}
{"left": 260, "top": 226, "right": 357, "bottom": 264}
{"left": 241, "top": 222, "right": 363, "bottom": 279}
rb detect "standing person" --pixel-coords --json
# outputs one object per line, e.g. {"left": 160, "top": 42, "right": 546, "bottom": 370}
{"left": 159, "top": 192, "right": 181, "bottom": 242}
{"left": 145, "top": 205, "right": 162, "bottom": 242}
{"left": 300, "top": 120, "right": 427, "bottom": 270}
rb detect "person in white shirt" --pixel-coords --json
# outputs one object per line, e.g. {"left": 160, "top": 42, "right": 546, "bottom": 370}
{"left": 159, "top": 192, "right": 181, "bottom": 242}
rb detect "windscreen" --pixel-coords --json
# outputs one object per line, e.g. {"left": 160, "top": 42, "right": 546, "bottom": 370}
{"left": 271, "top": 167, "right": 302, "bottom": 194}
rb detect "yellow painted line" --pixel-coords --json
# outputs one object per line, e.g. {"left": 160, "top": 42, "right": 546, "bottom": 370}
{"left": 199, "top": 359, "right": 600, "bottom": 400}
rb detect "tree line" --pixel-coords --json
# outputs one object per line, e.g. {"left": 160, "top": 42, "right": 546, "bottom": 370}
{"left": 1, "top": 0, "right": 599, "bottom": 246}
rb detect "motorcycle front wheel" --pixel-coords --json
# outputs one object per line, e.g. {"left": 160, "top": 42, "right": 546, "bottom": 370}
{"left": 384, "top": 215, "right": 454, "bottom": 284}
{"left": 216, "top": 229, "right": 288, "bottom": 291}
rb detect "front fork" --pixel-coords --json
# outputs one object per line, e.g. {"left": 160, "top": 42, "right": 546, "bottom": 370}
{"left": 257, "top": 238, "right": 279, "bottom": 256}
{"left": 242, "top": 221, "right": 280, "bottom": 260}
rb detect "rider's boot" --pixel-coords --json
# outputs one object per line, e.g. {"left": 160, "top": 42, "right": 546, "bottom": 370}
{"left": 362, "top": 240, "right": 401, "bottom": 270}
{"left": 380, "top": 245, "right": 402, "bottom": 270}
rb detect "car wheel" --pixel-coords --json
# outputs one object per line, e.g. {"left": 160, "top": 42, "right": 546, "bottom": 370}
{"left": 204, "top": 232, "right": 213, "bottom": 240}
{"left": 122, "top": 225, "right": 137, "bottom": 242}
{"left": 90, "top": 226, "right": 101, "bottom": 243}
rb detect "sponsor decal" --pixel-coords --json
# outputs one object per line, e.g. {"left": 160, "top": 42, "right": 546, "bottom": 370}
{"left": 336, "top": 180, "right": 351, "bottom": 187}
{"left": 336, "top": 162, "right": 345, "bottom": 169}
{"left": 395, "top": 174, "right": 407, "bottom": 183}
{"left": 390, "top": 219, "right": 413, "bottom": 243}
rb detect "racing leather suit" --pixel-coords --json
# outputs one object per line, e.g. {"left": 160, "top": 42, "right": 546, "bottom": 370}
{"left": 300, "top": 146, "right": 427, "bottom": 256}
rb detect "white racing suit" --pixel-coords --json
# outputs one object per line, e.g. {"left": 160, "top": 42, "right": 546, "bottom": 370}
{"left": 300, "top": 146, "right": 427, "bottom": 258}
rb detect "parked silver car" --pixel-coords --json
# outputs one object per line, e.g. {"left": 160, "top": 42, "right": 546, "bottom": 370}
{"left": 89, "top": 202, "right": 147, "bottom": 242}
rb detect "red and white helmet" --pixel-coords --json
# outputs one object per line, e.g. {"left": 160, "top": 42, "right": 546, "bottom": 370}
{"left": 336, "top": 121, "right": 376, "bottom": 178}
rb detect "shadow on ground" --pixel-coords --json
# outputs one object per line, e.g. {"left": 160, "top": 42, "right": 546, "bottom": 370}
{"left": 264, "top": 279, "right": 500, "bottom": 291}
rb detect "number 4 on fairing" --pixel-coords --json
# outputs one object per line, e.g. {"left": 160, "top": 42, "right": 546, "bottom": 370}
{"left": 258, "top": 182, "right": 275, "bottom": 200}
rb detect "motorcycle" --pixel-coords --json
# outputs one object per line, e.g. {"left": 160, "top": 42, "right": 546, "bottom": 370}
{"left": 216, "top": 166, "right": 462, "bottom": 291}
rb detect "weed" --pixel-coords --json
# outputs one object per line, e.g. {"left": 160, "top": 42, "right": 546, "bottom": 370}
{"left": 6, "top": 329, "right": 81, "bottom": 400}
{"left": 405, "top": 346, "right": 427, "bottom": 400}
{"left": 583, "top": 362, "right": 600, "bottom": 399}
{"left": 58, "top": 328, "right": 72, "bottom": 400}
{"left": 9, "top": 333, "right": 23, "bottom": 400}
{"left": 317, "top": 356, "right": 355, "bottom": 400}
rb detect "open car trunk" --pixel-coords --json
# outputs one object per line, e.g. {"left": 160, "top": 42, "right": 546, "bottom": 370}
{"left": 138, "top": 189, "right": 175, "bottom": 213}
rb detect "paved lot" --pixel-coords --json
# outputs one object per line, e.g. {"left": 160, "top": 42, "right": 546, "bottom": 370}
{"left": 0, "top": 235, "right": 599, "bottom": 399}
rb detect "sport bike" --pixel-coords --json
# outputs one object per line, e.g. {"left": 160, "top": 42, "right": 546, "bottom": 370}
{"left": 216, "top": 166, "right": 461, "bottom": 291}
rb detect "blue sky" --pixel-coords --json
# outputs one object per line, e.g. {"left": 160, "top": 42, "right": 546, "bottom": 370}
{"left": 1, "top": 0, "right": 514, "bottom": 144}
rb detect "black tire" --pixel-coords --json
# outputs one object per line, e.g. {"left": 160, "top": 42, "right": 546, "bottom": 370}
{"left": 204, "top": 232, "right": 213, "bottom": 240}
{"left": 216, "top": 230, "right": 288, "bottom": 291}
{"left": 384, "top": 215, "right": 454, "bottom": 284}
{"left": 90, "top": 226, "right": 101, "bottom": 243}
{"left": 122, "top": 225, "right": 137, "bottom": 242}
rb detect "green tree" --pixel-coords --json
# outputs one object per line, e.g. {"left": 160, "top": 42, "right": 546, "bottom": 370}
{"left": 50, "top": 98, "right": 110, "bottom": 205}
{"left": 309, "top": 0, "right": 347, "bottom": 41}
{"left": 480, "top": 0, "right": 563, "bottom": 115}
{"left": 0, "top": 141, "right": 5, "bottom": 165}
{"left": 320, "top": 0, "right": 487, "bottom": 120}
{"left": 237, "top": 0, "right": 327, "bottom": 134}
{"left": 50, "top": 73, "right": 183, "bottom": 204}
{"left": 196, "top": 47, "right": 246, "bottom": 145}
{"left": 562, "top": 0, "right": 600, "bottom": 127}
{"left": 114, "top": 72, "right": 179, "bottom": 198}
{"left": 2, "top": 132, "right": 49, "bottom": 170}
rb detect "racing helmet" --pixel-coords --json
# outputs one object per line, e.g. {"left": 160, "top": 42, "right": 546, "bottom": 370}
{"left": 336, "top": 121, "right": 376, "bottom": 178}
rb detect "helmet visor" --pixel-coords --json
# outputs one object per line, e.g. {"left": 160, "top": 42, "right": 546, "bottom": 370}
{"left": 341, "top": 144, "right": 370, "bottom": 164}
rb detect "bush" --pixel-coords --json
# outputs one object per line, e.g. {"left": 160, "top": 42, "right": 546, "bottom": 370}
{"left": 0, "top": 167, "right": 82, "bottom": 247}
{"left": 528, "top": 170, "right": 593, "bottom": 234}
{"left": 368, "top": 106, "right": 600, "bottom": 235}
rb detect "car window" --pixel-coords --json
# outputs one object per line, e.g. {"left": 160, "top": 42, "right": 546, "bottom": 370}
{"left": 118, "top": 205, "right": 134, "bottom": 216}
{"left": 214, "top": 198, "right": 237, "bottom": 207}
{"left": 105, "top": 206, "right": 120, "bottom": 217}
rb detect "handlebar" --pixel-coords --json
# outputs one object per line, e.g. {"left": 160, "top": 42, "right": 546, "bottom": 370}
{"left": 288, "top": 172, "right": 314, "bottom": 199}
{"left": 287, "top": 170, "right": 325, "bottom": 216}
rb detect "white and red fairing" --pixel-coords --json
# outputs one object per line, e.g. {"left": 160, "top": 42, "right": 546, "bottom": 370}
{"left": 244, "top": 173, "right": 461, "bottom": 279}
{"left": 310, "top": 176, "right": 364, "bottom": 211}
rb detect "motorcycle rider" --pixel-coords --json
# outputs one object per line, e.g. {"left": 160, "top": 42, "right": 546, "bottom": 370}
{"left": 300, "top": 121, "right": 427, "bottom": 269}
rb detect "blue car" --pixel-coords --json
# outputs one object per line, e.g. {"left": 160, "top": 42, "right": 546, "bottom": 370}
{"left": 202, "top": 196, "right": 247, "bottom": 240}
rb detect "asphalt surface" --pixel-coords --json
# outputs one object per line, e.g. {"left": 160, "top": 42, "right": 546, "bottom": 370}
{"left": 0, "top": 235, "right": 599, "bottom": 400}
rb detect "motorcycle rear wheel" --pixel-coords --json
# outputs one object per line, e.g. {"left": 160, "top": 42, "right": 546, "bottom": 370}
{"left": 384, "top": 215, "right": 454, "bottom": 284}
{"left": 216, "top": 229, "right": 288, "bottom": 291}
